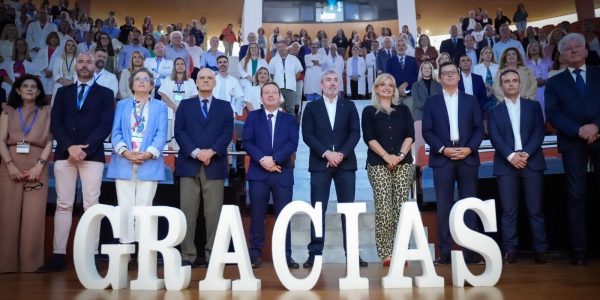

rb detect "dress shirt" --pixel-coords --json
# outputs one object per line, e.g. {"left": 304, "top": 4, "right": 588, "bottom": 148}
{"left": 199, "top": 49, "right": 224, "bottom": 72}
{"left": 443, "top": 89, "right": 460, "bottom": 142}
{"left": 465, "top": 49, "right": 477, "bottom": 66}
{"left": 165, "top": 44, "right": 190, "bottom": 67}
{"left": 568, "top": 65, "right": 587, "bottom": 84}
{"left": 504, "top": 97, "right": 523, "bottom": 162}
{"left": 93, "top": 69, "right": 119, "bottom": 98}
{"left": 461, "top": 72, "right": 474, "bottom": 95}
{"left": 323, "top": 95, "right": 338, "bottom": 131}
{"left": 76, "top": 80, "right": 91, "bottom": 107}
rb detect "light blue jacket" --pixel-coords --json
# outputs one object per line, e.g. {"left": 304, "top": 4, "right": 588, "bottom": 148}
{"left": 106, "top": 98, "right": 168, "bottom": 181}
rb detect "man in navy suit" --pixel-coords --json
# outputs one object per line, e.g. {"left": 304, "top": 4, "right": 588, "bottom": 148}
{"left": 488, "top": 70, "right": 549, "bottom": 264}
{"left": 545, "top": 33, "right": 600, "bottom": 265}
{"left": 39, "top": 53, "right": 115, "bottom": 272}
{"left": 422, "top": 62, "right": 484, "bottom": 264}
{"left": 386, "top": 39, "right": 419, "bottom": 113}
{"left": 243, "top": 82, "right": 299, "bottom": 268}
{"left": 376, "top": 37, "right": 396, "bottom": 76}
{"left": 458, "top": 55, "right": 488, "bottom": 113}
{"left": 174, "top": 68, "right": 234, "bottom": 266}
{"left": 301, "top": 69, "right": 366, "bottom": 268}
{"left": 439, "top": 25, "right": 466, "bottom": 64}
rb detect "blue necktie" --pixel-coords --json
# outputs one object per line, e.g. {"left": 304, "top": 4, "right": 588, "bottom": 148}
{"left": 573, "top": 69, "right": 586, "bottom": 95}
{"left": 399, "top": 56, "right": 405, "bottom": 69}
{"left": 201, "top": 99, "right": 209, "bottom": 118}
{"left": 267, "top": 113, "right": 274, "bottom": 147}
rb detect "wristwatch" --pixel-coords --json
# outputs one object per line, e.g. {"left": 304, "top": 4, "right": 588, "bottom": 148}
{"left": 37, "top": 158, "right": 47, "bottom": 165}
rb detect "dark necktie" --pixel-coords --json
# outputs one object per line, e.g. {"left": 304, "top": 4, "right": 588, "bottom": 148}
{"left": 400, "top": 56, "right": 405, "bottom": 69}
{"left": 77, "top": 83, "right": 87, "bottom": 109}
{"left": 452, "top": 38, "right": 457, "bottom": 47}
{"left": 387, "top": 49, "right": 391, "bottom": 57}
{"left": 201, "top": 99, "right": 209, "bottom": 118}
{"left": 267, "top": 113, "right": 274, "bottom": 146}
{"left": 573, "top": 69, "right": 586, "bottom": 95}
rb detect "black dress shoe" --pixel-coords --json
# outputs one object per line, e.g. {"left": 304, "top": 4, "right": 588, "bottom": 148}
{"left": 534, "top": 252, "right": 549, "bottom": 264}
{"left": 287, "top": 258, "right": 299, "bottom": 269}
{"left": 303, "top": 254, "right": 315, "bottom": 268}
{"left": 37, "top": 254, "right": 66, "bottom": 273}
{"left": 503, "top": 252, "right": 517, "bottom": 264}
{"left": 251, "top": 257, "right": 262, "bottom": 268}
{"left": 359, "top": 256, "right": 368, "bottom": 267}
{"left": 434, "top": 255, "right": 451, "bottom": 265}
{"left": 571, "top": 252, "right": 586, "bottom": 266}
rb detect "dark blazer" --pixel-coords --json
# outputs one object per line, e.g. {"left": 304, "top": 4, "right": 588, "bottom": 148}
{"left": 302, "top": 97, "right": 360, "bottom": 172}
{"left": 477, "top": 36, "right": 498, "bottom": 60}
{"left": 488, "top": 98, "right": 547, "bottom": 176}
{"left": 376, "top": 48, "right": 396, "bottom": 74}
{"left": 174, "top": 96, "right": 233, "bottom": 179}
{"left": 0, "top": 88, "right": 6, "bottom": 113}
{"left": 386, "top": 55, "right": 419, "bottom": 91}
{"left": 412, "top": 79, "right": 443, "bottom": 121}
{"left": 422, "top": 91, "right": 484, "bottom": 167}
{"left": 545, "top": 67, "right": 600, "bottom": 152}
{"left": 238, "top": 44, "right": 266, "bottom": 60}
{"left": 458, "top": 72, "right": 488, "bottom": 112}
{"left": 415, "top": 46, "right": 439, "bottom": 68}
{"left": 51, "top": 83, "right": 114, "bottom": 162}
{"left": 439, "top": 37, "right": 466, "bottom": 64}
{"left": 243, "top": 109, "right": 298, "bottom": 186}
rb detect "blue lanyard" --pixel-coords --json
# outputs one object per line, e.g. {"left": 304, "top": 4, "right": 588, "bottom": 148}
{"left": 77, "top": 82, "right": 94, "bottom": 110}
{"left": 176, "top": 81, "right": 183, "bottom": 93}
{"left": 17, "top": 107, "right": 39, "bottom": 137}
{"left": 132, "top": 101, "right": 146, "bottom": 127}
{"left": 65, "top": 56, "right": 75, "bottom": 73}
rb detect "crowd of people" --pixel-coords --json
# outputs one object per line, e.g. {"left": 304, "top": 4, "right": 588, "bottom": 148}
{"left": 0, "top": 0, "right": 599, "bottom": 274}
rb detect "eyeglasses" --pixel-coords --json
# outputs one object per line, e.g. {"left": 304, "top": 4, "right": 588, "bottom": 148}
{"left": 23, "top": 181, "right": 44, "bottom": 192}
{"left": 440, "top": 71, "right": 458, "bottom": 76}
{"left": 134, "top": 77, "right": 151, "bottom": 82}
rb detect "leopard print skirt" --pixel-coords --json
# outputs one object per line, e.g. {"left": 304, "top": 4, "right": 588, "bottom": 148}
{"left": 367, "top": 163, "right": 414, "bottom": 259}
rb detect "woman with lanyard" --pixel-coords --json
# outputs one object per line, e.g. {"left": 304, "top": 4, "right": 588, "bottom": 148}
{"left": 473, "top": 46, "right": 500, "bottom": 114}
{"left": 157, "top": 57, "right": 198, "bottom": 149}
{"left": 118, "top": 50, "right": 145, "bottom": 100}
{"left": 106, "top": 68, "right": 168, "bottom": 244}
{"left": 238, "top": 42, "right": 268, "bottom": 94}
{"left": 0, "top": 75, "right": 52, "bottom": 273}
{"left": 51, "top": 38, "right": 78, "bottom": 105}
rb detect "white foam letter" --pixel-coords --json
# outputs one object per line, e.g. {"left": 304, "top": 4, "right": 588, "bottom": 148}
{"left": 337, "top": 202, "right": 369, "bottom": 290}
{"left": 450, "top": 198, "right": 502, "bottom": 287}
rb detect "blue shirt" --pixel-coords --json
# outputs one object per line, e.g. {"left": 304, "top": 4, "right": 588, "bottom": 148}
{"left": 165, "top": 44, "right": 190, "bottom": 68}
{"left": 199, "top": 49, "right": 224, "bottom": 72}
{"left": 493, "top": 39, "right": 526, "bottom": 61}
{"left": 101, "top": 26, "right": 120, "bottom": 39}
{"left": 118, "top": 44, "right": 151, "bottom": 72}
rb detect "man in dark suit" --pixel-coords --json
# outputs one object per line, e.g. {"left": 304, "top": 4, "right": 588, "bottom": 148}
{"left": 39, "top": 53, "right": 115, "bottom": 272}
{"left": 477, "top": 25, "right": 498, "bottom": 61}
{"left": 545, "top": 33, "right": 600, "bottom": 265}
{"left": 422, "top": 62, "right": 484, "bottom": 264}
{"left": 386, "top": 39, "right": 419, "bottom": 113}
{"left": 439, "top": 25, "right": 466, "bottom": 64}
{"left": 174, "top": 68, "right": 234, "bottom": 266}
{"left": 301, "top": 69, "right": 366, "bottom": 268}
{"left": 488, "top": 69, "right": 549, "bottom": 264}
{"left": 458, "top": 55, "right": 488, "bottom": 113}
{"left": 243, "top": 82, "right": 299, "bottom": 268}
{"left": 376, "top": 36, "right": 396, "bottom": 76}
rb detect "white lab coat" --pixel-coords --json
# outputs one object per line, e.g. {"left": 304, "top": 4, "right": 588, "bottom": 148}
{"left": 213, "top": 73, "right": 245, "bottom": 115}
{"left": 303, "top": 53, "right": 324, "bottom": 95}
{"left": 365, "top": 52, "right": 377, "bottom": 93}
{"left": 144, "top": 57, "right": 174, "bottom": 89}
{"left": 237, "top": 57, "right": 268, "bottom": 93}
{"left": 0, "top": 59, "right": 37, "bottom": 96}
{"left": 345, "top": 56, "right": 366, "bottom": 96}
{"left": 33, "top": 46, "right": 62, "bottom": 95}
{"left": 25, "top": 21, "right": 58, "bottom": 55}
{"left": 268, "top": 54, "right": 303, "bottom": 91}
{"left": 322, "top": 54, "right": 345, "bottom": 92}
{"left": 51, "top": 56, "right": 77, "bottom": 103}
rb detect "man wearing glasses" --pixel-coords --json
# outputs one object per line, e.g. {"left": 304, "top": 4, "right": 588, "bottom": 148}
{"left": 422, "top": 61, "right": 484, "bottom": 265}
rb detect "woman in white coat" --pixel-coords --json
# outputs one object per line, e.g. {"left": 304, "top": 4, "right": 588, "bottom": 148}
{"left": 345, "top": 45, "right": 366, "bottom": 99}
{"left": 238, "top": 42, "right": 268, "bottom": 94}
{"left": 33, "top": 32, "right": 61, "bottom": 100}
{"left": 365, "top": 40, "right": 379, "bottom": 97}
{"left": 303, "top": 41, "right": 324, "bottom": 102}
{"left": 1, "top": 38, "right": 36, "bottom": 97}
{"left": 51, "top": 39, "right": 78, "bottom": 104}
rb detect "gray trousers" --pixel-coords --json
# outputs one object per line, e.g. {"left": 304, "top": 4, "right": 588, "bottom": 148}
{"left": 280, "top": 88, "right": 296, "bottom": 114}
{"left": 179, "top": 166, "right": 224, "bottom": 262}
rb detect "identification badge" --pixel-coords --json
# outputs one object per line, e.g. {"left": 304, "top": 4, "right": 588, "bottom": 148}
{"left": 16, "top": 141, "right": 30, "bottom": 154}
{"left": 174, "top": 94, "right": 183, "bottom": 102}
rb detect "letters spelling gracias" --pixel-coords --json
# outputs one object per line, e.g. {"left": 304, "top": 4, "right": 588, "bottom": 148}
{"left": 73, "top": 198, "right": 503, "bottom": 291}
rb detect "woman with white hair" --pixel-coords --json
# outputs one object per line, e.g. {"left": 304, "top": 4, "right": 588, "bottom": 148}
{"left": 362, "top": 73, "right": 414, "bottom": 266}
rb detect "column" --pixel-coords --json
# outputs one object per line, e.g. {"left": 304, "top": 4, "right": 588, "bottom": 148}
{"left": 397, "top": 0, "right": 417, "bottom": 37}
{"left": 575, "top": 0, "right": 596, "bottom": 21}
{"left": 242, "top": 0, "right": 263, "bottom": 44}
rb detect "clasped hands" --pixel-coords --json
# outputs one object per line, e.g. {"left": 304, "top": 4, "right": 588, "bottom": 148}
{"left": 510, "top": 152, "right": 529, "bottom": 169}
{"left": 195, "top": 149, "right": 216, "bottom": 166}
{"left": 123, "top": 150, "right": 153, "bottom": 164}
{"left": 578, "top": 124, "right": 599, "bottom": 144}
{"left": 443, "top": 147, "right": 472, "bottom": 160}
{"left": 324, "top": 150, "right": 344, "bottom": 168}
{"left": 260, "top": 156, "right": 281, "bottom": 173}
{"left": 382, "top": 153, "right": 402, "bottom": 170}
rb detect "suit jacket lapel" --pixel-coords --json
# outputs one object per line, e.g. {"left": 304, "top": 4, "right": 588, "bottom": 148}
{"left": 121, "top": 99, "right": 133, "bottom": 148}
{"left": 317, "top": 99, "right": 334, "bottom": 133}
{"left": 499, "top": 101, "right": 515, "bottom": 146}
{"left": 519, "top": 99, "right": 529, "bottom": 142}
{"left": 142, "top": 100, "right": 158, "bottom": 149}
{"left": 438, "top": 94, "right": 451, "bottom": 138}
{"left": 561, "top": 69, "right": 584, "bottom": 98}
{"left": 273, "top": 111, "right": 282, "bottom": 149}
{"left": 333, "top": 99, "right": 343, "bottom": 132}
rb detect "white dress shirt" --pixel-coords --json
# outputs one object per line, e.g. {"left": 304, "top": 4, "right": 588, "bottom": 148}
{"left": 93, "top": 68, "right": 119, "bottom": 98}
{"left": 504, "top": 97, "right": 523, "bottom": 161}
{"left": 568, "top": 64, "right": 587, "bottom": 84}
{"left": 461, "top": 72, "right": 474, "bottom": 95}
{"left": 323, "top": 95, "right": 338, "bottom": 131}
{"left": 443, "top": 89, "right": 460, "bottom": 142}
